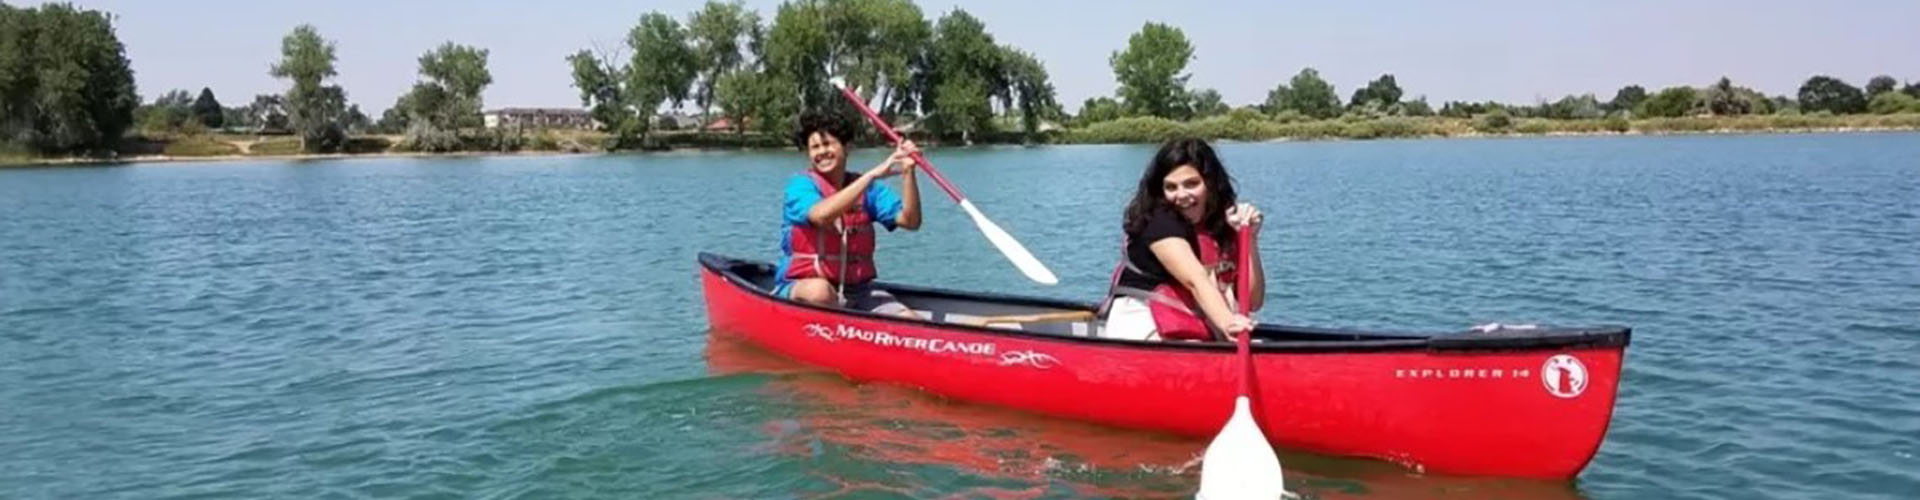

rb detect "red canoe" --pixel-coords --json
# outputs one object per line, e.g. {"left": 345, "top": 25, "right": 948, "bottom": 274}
{"left": 698, "top": 253, "right": 1630, "bottom": 479}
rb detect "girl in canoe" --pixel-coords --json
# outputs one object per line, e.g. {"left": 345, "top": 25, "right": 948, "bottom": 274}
{"left": 1101, "top": 138, "right": 1265, "bottom": 341}
{"left": 773, "top": 111, "right": 924, "bottom": 317}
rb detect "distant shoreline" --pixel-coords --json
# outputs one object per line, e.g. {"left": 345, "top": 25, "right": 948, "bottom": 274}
{"left": 1255, "top": 124, "right": 1920, "bottom": 142}
{"left": 4, "top": 149, "right": 595, "bottom": 168}
{"left": 6, "top": 125, "right": 1918, "bottom": 168}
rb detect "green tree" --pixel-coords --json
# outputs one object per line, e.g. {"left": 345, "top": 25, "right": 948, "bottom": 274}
{"left": 1109, "top": 22, "right": 1193, "bottom": 119}
{"left": 1608, "top": 85, "right": 1647, "bottom": 113}
{"left": 0, "top": 3, "right": 138, "bottom": 154}
{"left": 714, "top": 68, "right": 798, "bottom": 135}
{"left": 754, "top": 0, "right": 931, "bottom": 127}
{"left": 245, "top": 94, "right": 288, "bottom": 132}
{"left": 1077, "top": 97, "right": 1123, "bottom": 124}
{"left": 1543, "top": 94, "right": 1603, "bottom": 119}
{"left": 932, "top": 76, "right": 990, "bottom": 143}
{"left": 1001, "top": 47, "right": 1061, "bottom": 141}
{"left": 291, "top": 85, "right": 350, "bottom": 150}
{"left": 1439, "top": 101, "right": 1496, "bottom": 118}
{"left": 764, "top": 1, "right": 832, "bottom": 113}
{"left": 564, "top": 12, "right": 698, "bottom": 149}
{"left": 406, "top": 42, "right": 491, "bottom": 129}
{"left": 376, "top": 103, "right": 408, "bottom": 134}
{"left": 708, "top": 5, "right": 793, "bottom": 136}
{"left": 688, "top": 1, "right": 757, "bottom": 121}
{"left": 418, "top": 43, "right": 491, "bottom": 104}
{"left": 1703, "top": 77, "right": 1751, "bottom": 116}
{"left": 1189, "top": 88, "right": 1228, "bottom": 118}
{"left": 221, "top": 107, "right": 248, "bottom": 130}
{"left": 826, "top": 0, "right": 929, "bottom": 120}
{"left": 1261, "top": 83, "right": 1292, "bottom": 114}
{"left": 393, "top": 42, "right": 490, "bottom": 151}
{"left": 1401, "top": 96, "right": 1434, "bottom": 117}
{"left": 192, "top": 87, "right": 224, "bottom": 129}
{"left": 1348, "top": 74, "right": 1402, "bottom": 109}
{"left": 1699, "top": 78, "right": 1774, "bottom": 116}
{"left": 627, "top": 12, "right": 698, "bottom": 115}
{"left": 567, "top": 50, "right": 637, "bottom": 147}
{"left": 1283, "top": 68, "right": 1341, "bottom": 119}
{"left": 1865, "top": 75, "right": 1897, "bottom": 97}
{"left": 1636, "top": 86, "right": 1698, "bottom": 117}
{"left": 270, "top": 24, "right": 349, "bottom": 152}
{"left": 712, "top": 70, "right": 756, "bottom": 132}
{"left": 1797, "top": 75, "right": 1866, "bottom": 114}
{"left": 869, "top": 0, "right": 932, "bottom": 118}
{"left": 343, "top": 104, "right": 371, "bottom": 134}
{"left": 0, "top": 3, "right": 20, "bottom": 144}
{"left": 1904, "top": 82, "right": 1920, "bottom": 99}
{"left": 136, "top": 89, "right": 194, "bottom": 133}
{"left": 1737, "top": 88, "right": 1774, "bottom": 115}
{"left": 923, "top": 9, "right": 1002, "bottom": 140}
{"left": 1769, "top": 95, "right": 1798, "bottom": 114}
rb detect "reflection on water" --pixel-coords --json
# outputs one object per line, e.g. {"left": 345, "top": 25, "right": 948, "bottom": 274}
{"left": 704, "top": 331, "right": 1589, "bottom": 499}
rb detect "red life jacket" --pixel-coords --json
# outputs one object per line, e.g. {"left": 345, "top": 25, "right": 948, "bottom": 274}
{"left": 783, "top": 169, "right": 877, "bottom": 285}
{"left": 1100, "top": 227, "right": 1239, "bottom": 341}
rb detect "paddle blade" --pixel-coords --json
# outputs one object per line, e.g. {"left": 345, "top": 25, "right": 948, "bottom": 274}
{"left": 958, "top": 199, "right": 1058, "bottom": 285}
{"left": 1197, "top": 397, "right": 1287, "bottom": 500}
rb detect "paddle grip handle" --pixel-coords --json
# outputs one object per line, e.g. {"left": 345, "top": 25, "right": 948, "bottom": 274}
{"left": 834, "top": 85, "right": 965, "bottom": 203}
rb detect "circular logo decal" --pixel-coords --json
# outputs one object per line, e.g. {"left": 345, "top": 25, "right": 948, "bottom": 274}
{"left": 1541, "top": 354, "right": 1588, "bottom": 398}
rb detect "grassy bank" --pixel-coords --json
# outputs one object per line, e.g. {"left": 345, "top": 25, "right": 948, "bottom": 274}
{"left": 1061, "top": 113, "right": 1920, "bottom": 143}
{"left": 9, "top": 114, "right": 1920, "bottom": 167}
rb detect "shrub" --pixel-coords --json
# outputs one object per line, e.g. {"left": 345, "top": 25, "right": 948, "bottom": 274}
{"left": 1063, "top": 117, "right": 1186, "bottom": 143}
{"left": 1473, "top": 110, "right": 1512, "bottom": 132}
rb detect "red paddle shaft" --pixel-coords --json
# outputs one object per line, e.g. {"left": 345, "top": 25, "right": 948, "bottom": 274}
{"left": 1236, "top": 228, "right": 1254, "bottom": 397}
{"left": 833, "top": 85, "right": 965, "bottom": 203}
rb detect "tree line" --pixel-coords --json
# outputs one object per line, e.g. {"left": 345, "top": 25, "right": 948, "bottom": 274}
{"left": 563, "top": 0, "right": 1062, "bottom": 148}
{"left": 1078, "top": 23, "right": 1920, "bottom": 124}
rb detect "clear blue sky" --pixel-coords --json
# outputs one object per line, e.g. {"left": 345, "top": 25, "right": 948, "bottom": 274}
{"left": 28, "top": 0, "right": 1920, "bottom": 113}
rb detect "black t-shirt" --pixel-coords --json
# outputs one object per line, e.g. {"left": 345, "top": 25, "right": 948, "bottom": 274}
{"left": 1116, "top": 208, "right": 1198, "bottom": 291}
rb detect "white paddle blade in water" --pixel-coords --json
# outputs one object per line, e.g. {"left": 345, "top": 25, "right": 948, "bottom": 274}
{"left": 958, "top": 200, "right": 1059, "bottom": 285}
{"left": 1197, "top": 397, "right": 1287, "bottom": 500}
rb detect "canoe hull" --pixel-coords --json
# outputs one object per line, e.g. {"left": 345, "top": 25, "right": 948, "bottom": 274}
{"left": 699, "top": 255, "right": 1625, "bottom": 479}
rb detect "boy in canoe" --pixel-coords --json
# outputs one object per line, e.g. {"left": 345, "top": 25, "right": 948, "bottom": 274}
{"left": 773, "top": 111, "right": 923, "bottom": 317}
{"left": 1100, "top": 138, "right": 1266, "bottom": 341}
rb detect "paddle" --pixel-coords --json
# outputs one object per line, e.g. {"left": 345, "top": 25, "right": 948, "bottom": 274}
{"left": 1196, "top": 228, "right": 1287, "bottom": 499}
{"left": 827, "top": 78, "right": 1060, "bottom": 286}
{"left": 955, "top": 310, "right": 1096, "bottom": 328}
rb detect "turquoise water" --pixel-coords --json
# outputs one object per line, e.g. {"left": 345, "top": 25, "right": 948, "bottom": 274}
{"left": 3, "top": 133, "right": 1917, "bottom": 499}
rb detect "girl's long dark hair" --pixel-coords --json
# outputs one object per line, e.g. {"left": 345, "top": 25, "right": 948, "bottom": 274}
{"left": 1122, "top": 138, "right": 1238, "bottom": 253}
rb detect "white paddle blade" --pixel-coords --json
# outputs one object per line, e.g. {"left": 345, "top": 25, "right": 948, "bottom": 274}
{"left": 958, "top": 200, "right": 1059, "bottom": 285}
{"left": 1197, "top": 397, "right": 1287, "bottom": 500}
{"left": 828, "top": 76, "right": 848, "bottom": 89}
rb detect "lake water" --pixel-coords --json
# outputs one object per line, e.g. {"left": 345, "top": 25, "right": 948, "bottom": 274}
{"left": 3, "top": 133, "right": 1917, "bottom": 499}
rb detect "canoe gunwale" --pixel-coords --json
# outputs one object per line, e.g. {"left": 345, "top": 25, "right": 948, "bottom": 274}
{"left": 699, "top": 252, "right": 1631, "bottom": 354}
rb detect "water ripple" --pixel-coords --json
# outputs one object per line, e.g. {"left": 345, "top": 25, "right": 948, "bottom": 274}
{"left": 2, "top": 135, "right": 1917, "bottom": 499}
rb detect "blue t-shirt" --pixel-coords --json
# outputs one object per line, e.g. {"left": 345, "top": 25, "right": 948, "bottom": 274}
{"left": 774, "top": 171, "right": 903, "bottom": 285}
